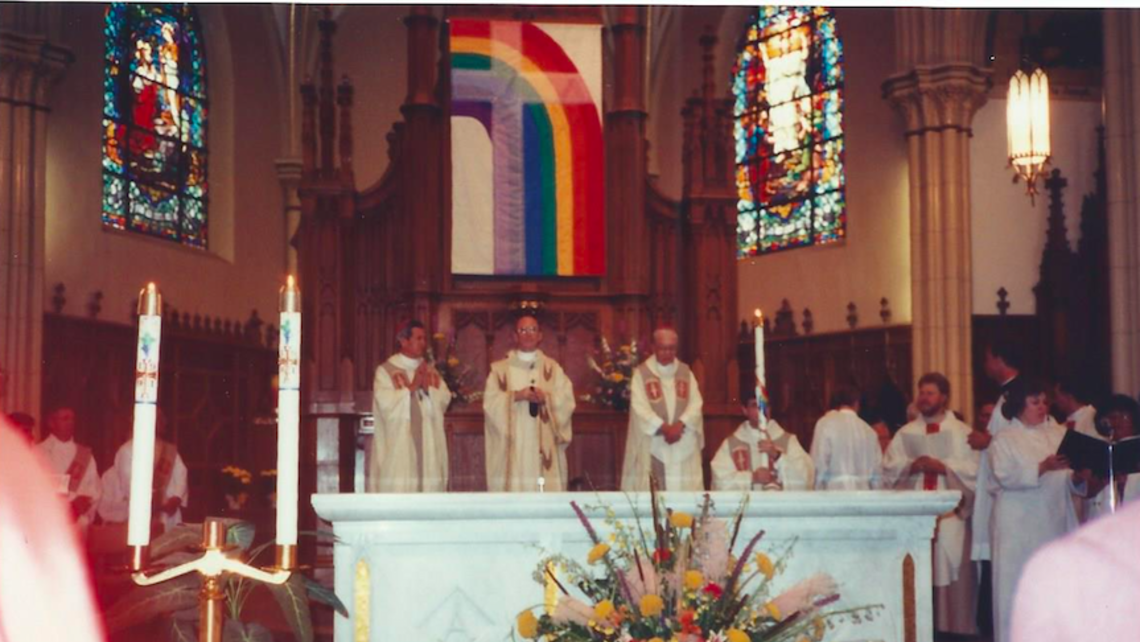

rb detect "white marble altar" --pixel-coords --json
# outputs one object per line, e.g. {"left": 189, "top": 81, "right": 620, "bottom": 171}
{"left": 312, "top": 491, "right": 959, "bottom": 642}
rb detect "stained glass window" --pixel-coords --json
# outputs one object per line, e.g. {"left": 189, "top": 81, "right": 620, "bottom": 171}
{"left": 733, "top": 7, "right": 844, "bottom": 257}
{"left": 103, "top": 3, "right": 208, "bottom": 248}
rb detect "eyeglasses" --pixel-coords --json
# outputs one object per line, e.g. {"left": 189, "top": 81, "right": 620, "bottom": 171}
{"left": 517, "top": 327, "right": 541, "bottom": 335}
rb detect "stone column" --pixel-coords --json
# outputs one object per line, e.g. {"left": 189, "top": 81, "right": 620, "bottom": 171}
{"left": 0, "top": 24, "right": 71, "bottom": 415}
{"left": 883, "top": 9, "right": 990, "bottom": 421}
{"left": 1103, "top": 10, "right": 1140, "bottom": 395}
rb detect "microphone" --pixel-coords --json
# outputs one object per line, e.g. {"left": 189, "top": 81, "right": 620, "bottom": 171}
{"left": 529, "top": 384, "right": 539, "bottom": 418}
{"left": 1096, "top": 418, "right": 1115, "bottom": 439}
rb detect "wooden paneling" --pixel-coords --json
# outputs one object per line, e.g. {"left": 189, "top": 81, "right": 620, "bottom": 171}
{"left": 737, "top": 325, "right": 913, "bottom": 449}
{"left": 41, "top": 311, "right": 277, "bottom": 523}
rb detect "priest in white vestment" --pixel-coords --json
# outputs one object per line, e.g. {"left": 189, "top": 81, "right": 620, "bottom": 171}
{"left": 882, "top": 373, "right": 979, "bottom": 635}
{"left": 368, "top": 320, "right": 453, "bottom": 492}
{"left": 483, "top": 314, "right": 575, "bottom": 492}
{"left": 989, "top": 381, "right": 1083, "bottom": 642}
{"left": 34, "top": 407, "right": 101, "bottom": 537}
{"left": 810, "top": 385, "right": 881, "bottom": 490}
{"left": 621, "top": 327, "right": 705, "bottom": 492}
{"left": 101, "top": 411, "right": 188, "bottom": 533}
{"left": 712, "top": 392, "right": 812, "bottom": 491}
{"left": 970, "top": 342, "right": 1024, "bottom": 565}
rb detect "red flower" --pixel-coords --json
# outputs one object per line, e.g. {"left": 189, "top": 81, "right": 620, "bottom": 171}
{"left": 679, "top": 609, "right": 700, "bottom": 634}
{"left": 702, "top": 582, "right": 724, "bottom": 598}
{"left": 653, "top": 547, "right": 672, "bottom": 563}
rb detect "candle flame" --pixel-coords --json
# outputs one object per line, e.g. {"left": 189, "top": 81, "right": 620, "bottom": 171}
{"left": 754, "top": 308, "right": 763, "bottom": 322}
{"left": 286, "top": 274, "right": 295, "bottom": 288}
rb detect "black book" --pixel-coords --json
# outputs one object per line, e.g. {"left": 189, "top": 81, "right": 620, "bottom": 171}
{"left": 1057, "top": 430, "right": 1140, "bottom": 478}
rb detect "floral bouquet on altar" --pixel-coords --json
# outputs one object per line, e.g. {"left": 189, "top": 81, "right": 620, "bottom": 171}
{"left": 429, "top": 331, "right": 484, "bottom": 410}
{"left": 516, "top": 492, "right": 879, "bottom": 642}
{"left": 581, "top": 337, "right": 639, "bottom": 411}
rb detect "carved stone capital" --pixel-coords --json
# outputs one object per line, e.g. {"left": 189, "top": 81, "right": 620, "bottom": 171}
{"left": 882, "top": 64, "right": 991, "bottom": 136}
{"left": 0, "top": 31, "right": 72, "bottom": 108}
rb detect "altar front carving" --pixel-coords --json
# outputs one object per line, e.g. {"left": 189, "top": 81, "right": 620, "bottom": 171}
{"left": 313, "top": 491, "right": 958, "bottom": 642}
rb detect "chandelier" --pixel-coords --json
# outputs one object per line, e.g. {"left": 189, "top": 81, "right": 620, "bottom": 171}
{"left": 1006, "top": 65, "right": 1051, "bottom": 203}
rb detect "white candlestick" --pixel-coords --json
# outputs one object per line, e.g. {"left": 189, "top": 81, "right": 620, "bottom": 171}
{"left": 128, "top": 283, "right": 162, "bottom": 547}
{"left": 754, "top": 309, "right": 771, "bottom": 473}
{"left": 277, "top": 276, "right": 301, "bottom": 546}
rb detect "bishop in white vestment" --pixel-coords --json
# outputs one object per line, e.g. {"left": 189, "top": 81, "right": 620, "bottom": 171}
{"left": 712, "top": 394, "right": 812, "bottom": 491}
{"left": 483, "top": 315, "right": 575, "bottom": 492}
{"left": 882, "top": 373, "right": 979, "bottom": 635}
{"left": 368, "top": 321, "right": 452, "bottom": 492}
{"left": 621, "top": 328, "right": 705, "bottom": 492}
{"left": 34, "top": 408, "right": 101, "bottom": 537}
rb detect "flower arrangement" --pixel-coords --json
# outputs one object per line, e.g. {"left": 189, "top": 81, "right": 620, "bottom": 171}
{"left": 581, "top": 337, "right": 639, "bottom": 411}
{"left": 220, "top": 465, "right": 253, "bottom": 511}
{"left": 518, "top": 492, "right": 878, "bottom": 642}
{"left": 430, "top": 332, "right": 484, "bottom": 410}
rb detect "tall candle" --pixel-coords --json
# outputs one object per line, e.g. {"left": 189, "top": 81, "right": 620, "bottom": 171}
{"left": 754, "top": 309, "right": 766, "bottom": 428}
{"left": 128, "top": 283, "right": 162, "bottom": 546}
{"left": 277, "top": 276, "right": 301, "bottom": 546}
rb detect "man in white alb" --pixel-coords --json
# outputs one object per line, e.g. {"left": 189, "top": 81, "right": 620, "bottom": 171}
{"left": 810, "top": 385, "right": 881, "bottom": 490}
{"left": 369, "top": 320, "right": 452, "bottom": 492}
{"left": 883, "top": 372, "right": 980, "bottom": 635}
{"left": 101, "top": 411, "right": 188, "bottom": 534}
{"left": 621, "top": 327, "right": 705, "bottom": 492}
{"left": 711, "top": 391, "right": 812, "bottom": 491}
{"left": 483, "top": 314, "right": 575, "bottom": 492}
{"left": 34, "top": 407, "right": 101, "bottom": 538}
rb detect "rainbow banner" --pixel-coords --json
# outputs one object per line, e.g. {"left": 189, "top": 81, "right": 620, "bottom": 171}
{"left": 450, "top": 19, "right": 605, "bottom": 277}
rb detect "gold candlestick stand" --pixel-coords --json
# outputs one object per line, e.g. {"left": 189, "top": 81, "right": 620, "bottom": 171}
{"left": 130, "top": 519, "right": 294, "bottom": 642}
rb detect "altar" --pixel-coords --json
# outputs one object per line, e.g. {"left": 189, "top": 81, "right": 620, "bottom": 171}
{"left": 312, "top": 490, "right": 959, "bottom": 642}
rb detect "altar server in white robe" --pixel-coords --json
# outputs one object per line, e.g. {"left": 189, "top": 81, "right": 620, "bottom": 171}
{"left": 970, "top": 341, "right": 1024, "bottom": 565}
{"left": 810, "top": 385, "right": 881, "bottom": 490}
{"left": 102, "top": 411, "right": 188, "bottom": 533}
{"left": 712, "top": 391, "right": 812, "bottom": 491}
{"left": 989, "top": 380, "right": 1083, "bottom": 642}
{"left": 882, "top": 373, "right": 979, "bottom": 636}
{"left": 621, "top": 327, "right": 705, "bottom": 492}
{"left": 34, "top": 407, "right": 101, "bottom": 537}
{"left": 483, "top": 314, "right": 575, "bottom": 492}
{"left": 369, "top": 320, "right": 452, "bottom": 492}
{"left": 1081, "top": 395, "right": 1140, "bottom": 522}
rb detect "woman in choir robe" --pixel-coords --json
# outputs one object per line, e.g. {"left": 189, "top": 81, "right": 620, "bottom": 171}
{"left": 1083, "top": 394, "right": 1140, "bottom": 521}
{"left": 989, "top": 380, "right": 1083, "bottom": 642}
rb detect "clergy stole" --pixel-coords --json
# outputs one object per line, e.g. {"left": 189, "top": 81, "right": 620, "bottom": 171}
{"left": 924, "top": 423, "right": 940, "bottom": 491}
{"left": 380, "top": 361, "right": 441, "bottom": 492}
{"left": 64, "top": 445, "right": 94, "bottom": 494}
{"left": 728, "top": 431, "right": 791, "bottom": 488}
{"left": 637, "top": 361, "right": 692, "bottom": 490}
{"left": 496, "top": 354, "right": 561, "bottom": 485}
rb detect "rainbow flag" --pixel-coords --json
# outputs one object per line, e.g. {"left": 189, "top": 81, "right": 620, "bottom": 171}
{"left": 450, "top": 19, "right": 605, "bottom": 277}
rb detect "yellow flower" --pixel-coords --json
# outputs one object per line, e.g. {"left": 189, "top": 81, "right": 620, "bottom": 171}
{"left": 765, "top": 602, "right": 782, "bottom": 621}
{"left": 648, "top": 638, "right": 665, "bottom": 642}
{"left": 516, "top": 610, "right": 539, "bottom": 639}
{"left": 639, "top": 594, "right": 664, "bottom": 617}
{"left": 755, "top": 552, "right": 775, "bottom": 580}
{"left": 811, "top": 616, "right": 826, "bottom": 640}
{"left": 683, "top": 570, "right": 705, "bottom": 591}
{"left": 594, "top": 599, "right": 615, "bottom": 621}
{"left": 726, "top": 628, "right": 750, "bottom": 642}
{"left": 669, "top": 511, "right": 694, "bottom": 529}
{"left": 587, "top": 542, "right": 610, "bottom": 564}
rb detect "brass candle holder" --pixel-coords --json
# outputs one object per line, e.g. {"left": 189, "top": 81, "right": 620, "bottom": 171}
{"left": 130, "top": 519, "right": 293, "bottom": 642}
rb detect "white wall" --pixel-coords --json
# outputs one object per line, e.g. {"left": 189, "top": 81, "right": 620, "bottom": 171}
{"left": 45, "top": 4, "right": 285, "bottom": 325}
{"left": 969, "top": 96, "right": 1102, "bottom": 315}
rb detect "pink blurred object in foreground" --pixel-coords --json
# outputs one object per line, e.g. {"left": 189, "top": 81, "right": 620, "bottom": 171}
{"left": 0, "top": 419, "right": 106, "bottom": 641}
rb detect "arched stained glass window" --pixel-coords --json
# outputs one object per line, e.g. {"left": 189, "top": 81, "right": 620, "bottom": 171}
{"left": 103, "top": 3, "right": 208, "bottom": 248}
{"left": 733, "top": 7, "right": 844, "bottom": 257}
